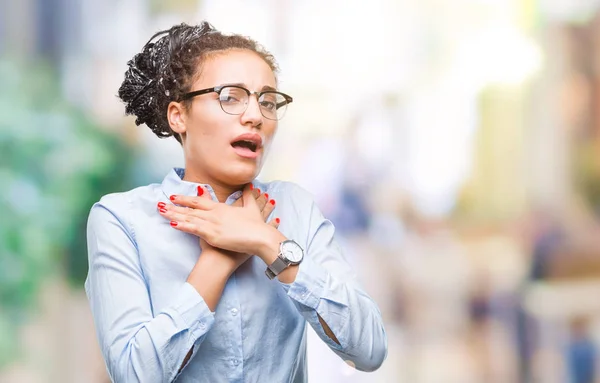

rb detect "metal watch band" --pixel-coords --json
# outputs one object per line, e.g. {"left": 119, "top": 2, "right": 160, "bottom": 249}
{"left": 265, "top": 256, "right": 288, "bottom": 280}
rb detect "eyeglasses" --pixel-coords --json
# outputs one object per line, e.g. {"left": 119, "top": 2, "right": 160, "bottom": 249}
{"left": 181, "top": 85, "right": 293, "bottom": 121}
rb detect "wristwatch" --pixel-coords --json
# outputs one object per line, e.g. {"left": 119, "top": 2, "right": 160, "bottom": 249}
{"left": 265, "top": 239, "right": 304, "bottom": 279}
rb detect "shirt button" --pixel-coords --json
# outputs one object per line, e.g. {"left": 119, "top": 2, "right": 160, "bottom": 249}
{"left": 231, "top": 308, "right": 238, "bottom": 316}
{"left": 233, "top": 359, "right": 240, "bottom": 366}
{"left": 198, "top": 321, "right": 206, "bottom": 330}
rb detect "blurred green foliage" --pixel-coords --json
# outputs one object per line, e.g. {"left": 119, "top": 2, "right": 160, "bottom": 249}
{"left": 0, "top": 58, "right": 135, "bottom": 367}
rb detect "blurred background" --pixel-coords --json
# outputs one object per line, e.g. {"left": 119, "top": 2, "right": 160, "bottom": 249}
{"left": 3, "top": 0, "right": 600, "bottom": 382}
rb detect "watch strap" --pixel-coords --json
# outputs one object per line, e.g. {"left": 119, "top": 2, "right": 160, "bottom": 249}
{"left": 265, "top": 256, "right": 289, "bottom": 280}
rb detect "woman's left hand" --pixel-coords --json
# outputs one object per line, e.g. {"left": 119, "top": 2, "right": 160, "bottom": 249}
{"left": 161, "top": 184, "right": 281, "bottom": 255}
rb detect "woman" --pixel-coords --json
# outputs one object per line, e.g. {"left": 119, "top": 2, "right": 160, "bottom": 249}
{"left": 85, "top": 22, "right": 387, "bottom": 382}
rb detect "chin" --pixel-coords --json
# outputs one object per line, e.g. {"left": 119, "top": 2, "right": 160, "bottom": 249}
{"left": 221, "top": 163, "right": 261, "bottom": 185}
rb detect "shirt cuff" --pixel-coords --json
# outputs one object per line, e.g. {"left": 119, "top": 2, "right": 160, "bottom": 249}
{"left": 281, "top": 256, "right": 328, "bottom": 309}
{"left": 167, "top": 282, "right": 215, "bottom": 338}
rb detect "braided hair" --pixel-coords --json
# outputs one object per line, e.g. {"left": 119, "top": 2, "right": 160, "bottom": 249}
{"left": 118, "top": 21, "right": 278, "bottom": 143}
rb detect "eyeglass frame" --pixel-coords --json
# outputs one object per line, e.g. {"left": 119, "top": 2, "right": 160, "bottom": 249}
{"left": 180, "top": 84, "right": 293, "bottom": 120}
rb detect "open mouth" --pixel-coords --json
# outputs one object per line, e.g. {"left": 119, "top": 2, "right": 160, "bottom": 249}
{"left": 230, "top": 133, "right": 263, "bottom": 158}
{"left": 231, "top": 139, "right": 258, "bottom": 153}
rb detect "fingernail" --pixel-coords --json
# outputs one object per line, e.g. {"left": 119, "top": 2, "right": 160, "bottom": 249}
{"left": 169, "top": 195, "right": 176, "bottom": 201}
{"left": 264, "top": 193, "right": 269, "bottom": 199}
{"left": 170, "top": 221, "right": 178, "bottom": 227}
{"left": 249, "top": 184, "right": 254, "bottom": 190}
{"left": 256, "top": 188, "right": 261, "bottom": 194}
{"left": 269, "top": 199, "right": 276, "bottom": 205}
{"left": 275, "top": 218, "right": 280, "bottom": 224}
{"left": 157, "top": 202, "right": 166, "bottom": 208}
{"left": 197, "top": 186, "right": 204, "bottom": 196}
{"left": 159, "top": 208, "right": 167, "bottom": 213}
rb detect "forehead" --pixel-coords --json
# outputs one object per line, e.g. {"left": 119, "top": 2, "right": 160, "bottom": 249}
{"left": 195, "top": 49, "right": 276, "bottom": 89}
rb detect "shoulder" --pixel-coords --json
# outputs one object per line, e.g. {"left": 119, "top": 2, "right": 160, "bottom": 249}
{"left": 92, "top": 184, "right": 157, "bottom": 212}
{"left": 87, "top": 184, "right": 160, "bottom": 232}
{"left": 257, "top": 180, "right": 316, "bottom": 206}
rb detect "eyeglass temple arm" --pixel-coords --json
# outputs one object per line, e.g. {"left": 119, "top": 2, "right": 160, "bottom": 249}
{"left": 276, "top": 96, "right": 293, "bottom": 110}
{"left": 181, "top": 88, "right": 216, "bottom": 101}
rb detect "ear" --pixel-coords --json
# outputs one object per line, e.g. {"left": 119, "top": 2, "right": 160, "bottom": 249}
{"left": 167, "top": 101, "right": 187, "bottom": 135}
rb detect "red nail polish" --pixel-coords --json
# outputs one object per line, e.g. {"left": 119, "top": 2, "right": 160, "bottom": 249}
{"left": 275, "top": 218, "right": 280, "bottom": 224}
{"left": 159, "top": 208, "right": 167, "bottom": 213}
{"left": 170, "top": 221, "right": 178, "bottom": 227}
{"left": 256, "top": 188, "right": 261, "bottom": 194}
{"left": 197, "top": 186, "right": 204, "bottom": 196}
{"left": 157, "top": 202, "right": 166, "bottom": 208}
{"left": 269, "top": 199, "right": 275, "bottom": 205}
{"left": 264, "top": 193, "right": 269, "bottom": 199}
{"left": 169, "top": 195, "right": 176, "bottom": 201}
{"left": 249, "top": 184, "right": 254, "bottom": 190}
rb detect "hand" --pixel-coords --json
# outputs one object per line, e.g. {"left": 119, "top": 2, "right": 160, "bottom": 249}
{"left": 196, "top": 185, "right": 278, "bottom": 271}
{"left": 160, "top": 184, "right": 278, "bottom": 255}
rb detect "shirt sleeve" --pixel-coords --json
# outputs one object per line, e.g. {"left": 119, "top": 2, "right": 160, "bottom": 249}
{"left": 84, "top": 197, "right": 214, "bottom": 383}
{"left": 280, "top": 187, "right": 388, "bottom": 372}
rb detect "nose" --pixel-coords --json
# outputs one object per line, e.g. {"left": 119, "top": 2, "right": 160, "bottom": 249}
{"left": 240, "top": 94, "right": 263, "bottom": 128}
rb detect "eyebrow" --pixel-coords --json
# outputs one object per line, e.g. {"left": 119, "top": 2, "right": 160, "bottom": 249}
{"left": 224, "top": 83, "right": 278, "bottom": 92}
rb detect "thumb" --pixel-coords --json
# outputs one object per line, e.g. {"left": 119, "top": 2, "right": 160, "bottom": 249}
{"left": 242, "top": 183, "right": 258, "bottom": 209}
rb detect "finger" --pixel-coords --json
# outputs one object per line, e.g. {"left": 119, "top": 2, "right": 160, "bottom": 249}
{"left": 197, "top": 185, "right": 212, "bottom": 200}
{"left": 251, "top": 184, "right": 260, "bottom": 199}
{"left": 170, "top": 194, "right": 215, "bottom": 210}
{"left": 231, "top": 184, "right": 259, "bottom": 207}
{"left": 232, "top": 197, "right": 243, "bottom": 207}
{"left": 196, "top": 185, "right": 216, "bottom": 208}
{"left": 256, "top": 191, "right": 268, "bottom": 211}
{"left": 262, "top": 198, "right": 276, "bottom": 221}
{"left": 242, "top": 184, "right": 259, "bottom": 210}
{"left": 158, "top": 203, "right": 210, "bottom": 222}
{"left": 268, "top": 217, "right": 280, "bottom": 229}
{"left": 158, "top": 201, "right": 188, "bottom": 216}
{"left": 157, "top": 202, "right": 209, "bottom": 219}
{"left": 169, "top": 218, "right": 213, "bottom": 239}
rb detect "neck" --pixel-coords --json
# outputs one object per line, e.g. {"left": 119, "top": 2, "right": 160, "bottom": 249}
{"left": 182, "top": 167, "right": 242, "bottom": 203}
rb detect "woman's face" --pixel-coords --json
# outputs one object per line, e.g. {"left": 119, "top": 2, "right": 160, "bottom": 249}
{"left": 169, "top": 49, "right": 279, "bottom": 187}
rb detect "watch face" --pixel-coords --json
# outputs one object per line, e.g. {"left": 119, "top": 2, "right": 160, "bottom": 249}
{"left": 282, "top": 241, "right": 303, "bottom": 263}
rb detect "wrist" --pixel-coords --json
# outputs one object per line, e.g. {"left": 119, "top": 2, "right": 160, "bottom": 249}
{"left": 194, "top": 248, "right": 236, "bottom": 279}
{"left": 255, "top": 224, "right": 287, "bottom": 265}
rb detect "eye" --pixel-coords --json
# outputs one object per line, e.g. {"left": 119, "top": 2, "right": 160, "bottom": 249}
{"left": 220, "top": 94, "right": 241, "bottom": 103}
{"left": 259, "top": 100, "right": 276, "bottom": 111}
{"left": 259, "top": 93, "right": 279, "bottom": 111}
{"left": 219, "top": 87, "right": 246, "bottom": 104}
{"left": 221, "top": 95, "right": 240, "bottom": 102}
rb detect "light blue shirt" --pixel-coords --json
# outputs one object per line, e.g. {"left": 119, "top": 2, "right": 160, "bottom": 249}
{"left": 85, "top": 168, "right": 387, "bottom": 382}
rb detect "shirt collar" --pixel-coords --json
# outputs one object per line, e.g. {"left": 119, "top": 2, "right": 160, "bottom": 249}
{"left": 160, "top": 167, "right": 244, "bottom": 203}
